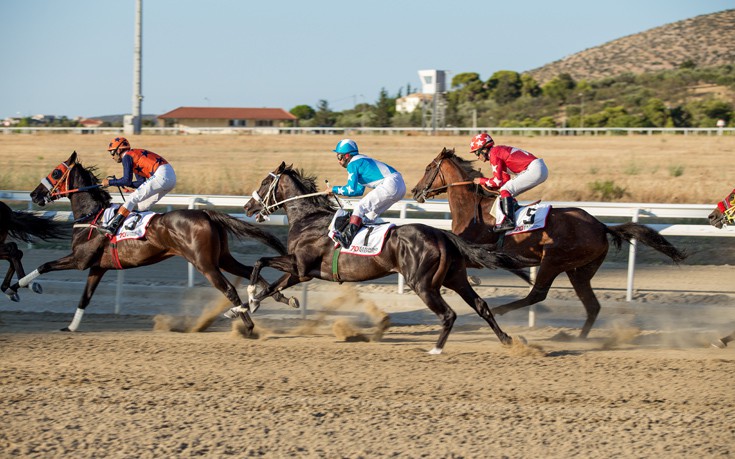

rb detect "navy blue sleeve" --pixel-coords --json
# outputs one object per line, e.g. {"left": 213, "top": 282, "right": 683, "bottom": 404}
{"left": 108, "top": 156, "right": 136, "bottom": 187}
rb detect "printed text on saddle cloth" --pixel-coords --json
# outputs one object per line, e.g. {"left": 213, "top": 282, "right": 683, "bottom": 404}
{"left": 101, "top": 205, "right": 156, "bottom": 241}
{"left": 490, "top": 201, "right": 551, "bottom": 235}
{"left": 328, "top": 210, "right": 395, "bottom": 255}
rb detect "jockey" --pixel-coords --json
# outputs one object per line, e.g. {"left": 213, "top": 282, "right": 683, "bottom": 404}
{"left": 99, "top": 137, "right": 177, "bottom": 235}
{"left": 329, "top": 139, "right": 406, "bottom": 249}
{"left": 469, "top": 132, "right": 548, "bottom": 233}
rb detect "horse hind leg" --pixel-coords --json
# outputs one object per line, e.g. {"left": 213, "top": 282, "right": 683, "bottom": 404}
{"left": 443, "top": 271, "right": 513, "bottom": 346}
{"left": 412, "top": 285, "right": 457, "bottom": 354}
{"left": 566, "top": 256, "right": 606, "bottom": 339}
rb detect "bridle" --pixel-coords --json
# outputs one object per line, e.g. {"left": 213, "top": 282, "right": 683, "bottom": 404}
{"left": 249, "top": 172, "right": 330, "bottom": 222}
{"left": 39, "top": 161, "right": 101, "bottom": 204}
{"left": 415, "top": 156, "right": 490, "bottom": 202}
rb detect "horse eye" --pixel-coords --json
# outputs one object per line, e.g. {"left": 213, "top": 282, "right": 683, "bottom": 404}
{"left": 51, "top": 169, "right": 63, "bottom": 180}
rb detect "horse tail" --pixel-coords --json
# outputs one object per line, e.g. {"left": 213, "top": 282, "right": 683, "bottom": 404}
{"left": 440, "top": 230, "right": 531, "bottom": 283}
{"left": 7, "top": 209, "right": 70, "bottom": 242}
{"left": 202, "top": 210, "right": 287, "bottom": 255}
{"left": 606, "top": 222, "right": 687, "bottom": 263}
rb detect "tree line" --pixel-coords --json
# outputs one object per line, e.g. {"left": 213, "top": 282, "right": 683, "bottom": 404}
{"left": 291, "top": 64, "right": 735, "bottom": 129}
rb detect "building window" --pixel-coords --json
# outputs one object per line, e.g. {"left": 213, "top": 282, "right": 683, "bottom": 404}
{"left": 229, "top": 119, "right": 247, "bottom": 127}
{"left": 255, "top": 120, "right": 274, "bottom": 127}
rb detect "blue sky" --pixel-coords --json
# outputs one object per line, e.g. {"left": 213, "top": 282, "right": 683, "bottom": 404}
{"left": 0, "top": 1, "right": 732, "bottom": 119}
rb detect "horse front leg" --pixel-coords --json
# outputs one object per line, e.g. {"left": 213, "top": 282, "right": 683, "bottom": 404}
{"left": 62, "top": 266, "right": 108, "bottom": 332}
{"left": 246, "top": 255, "right": 303, "bottom": 313}
{"left": 7, "top": 251, "right": 97, "bottom": 298}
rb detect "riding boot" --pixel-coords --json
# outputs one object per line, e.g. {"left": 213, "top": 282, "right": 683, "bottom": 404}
{"left": 99, "top": 213, "right": 126, "bottom": 236}
{"left": 494, "top": 196, "right": 517, "bottom": 233}
{"left": 335, "top": 216, "right": 363, "bottom": 249}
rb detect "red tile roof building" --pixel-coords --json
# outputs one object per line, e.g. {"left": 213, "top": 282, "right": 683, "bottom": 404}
{"left": 158, "top": 106, "right": 297, "bottom": 129}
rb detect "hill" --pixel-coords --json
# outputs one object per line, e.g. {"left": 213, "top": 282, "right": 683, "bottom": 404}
{"left": 526, "top": 9, "right": 735, "bottom": 84}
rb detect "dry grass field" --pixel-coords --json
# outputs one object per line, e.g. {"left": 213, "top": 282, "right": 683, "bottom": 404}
{"left": 1, "top": 133, "right": 734, "bottom": 204}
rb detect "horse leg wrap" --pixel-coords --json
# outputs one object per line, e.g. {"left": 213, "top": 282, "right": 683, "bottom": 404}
{"left": 18, "top": 269, "right": 41, "bottom": 288}
{"left": 66, "top": 308, "right": 84, "bottom": 332}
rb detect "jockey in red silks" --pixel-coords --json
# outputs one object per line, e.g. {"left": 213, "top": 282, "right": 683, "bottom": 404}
{"left": 469, "top": 132, "right": 549, "bottom": 233}
{"left": 99, "top": 137, "right": 177, "bottom": 235}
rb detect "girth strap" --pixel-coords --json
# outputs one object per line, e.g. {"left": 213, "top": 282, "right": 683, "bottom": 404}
{"left": 331, "top": 248, "right": 342, "bottom": 283}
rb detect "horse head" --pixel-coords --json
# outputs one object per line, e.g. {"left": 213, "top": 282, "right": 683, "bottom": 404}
{"left": 31, "top": 152, "right": 111, "bottom": 211}
{"left": 411, "top": 147, "right": 457, "bottom": 203}
{"left": 244, "top": 162, "right": 290, "bottom": 222}
{"left": 709, "top": 189, "right": 735, "bottom": 229}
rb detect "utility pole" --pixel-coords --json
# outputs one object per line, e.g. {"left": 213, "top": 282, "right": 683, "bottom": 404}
{"left": 132, "top": 0, "right": 143, "bottom": 134}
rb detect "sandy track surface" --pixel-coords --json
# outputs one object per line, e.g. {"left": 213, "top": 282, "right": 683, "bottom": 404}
{"left": 2, "top": 248, "right": 735, "bottom": 457}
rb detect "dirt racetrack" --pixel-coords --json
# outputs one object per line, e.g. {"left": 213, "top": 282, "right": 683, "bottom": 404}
{"left": 2, "top": 248, "right": 735, "bottom": 458}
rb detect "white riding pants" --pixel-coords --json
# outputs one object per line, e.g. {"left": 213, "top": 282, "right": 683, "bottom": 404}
{"left": 500, "top": 159, "right": 548, "bottom": 197}
{"left": 353, "top": 173, "right": 406, "bottom": 222}
{"left": 122, "top": 164, "right": 177, "bottom": 212}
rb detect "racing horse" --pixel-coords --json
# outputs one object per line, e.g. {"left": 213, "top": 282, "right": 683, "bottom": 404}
{"left": 239, "top": 162, "right": 530, "bottom": 354}
{"left": 412, "top": 147, "right": 687, "bottom": 338}
{"left": 707, "top": 188, "right": 734, "bottom": 229}
{"left": 1, "top": 200, "right": 70, "bottom": 301}
{"left": 6, "top": 151, "right": 297, "bottom": 332}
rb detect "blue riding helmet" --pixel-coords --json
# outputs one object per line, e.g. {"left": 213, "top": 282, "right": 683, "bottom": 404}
{"left": 333, "top": 139, "right": 359, "bottom": 155}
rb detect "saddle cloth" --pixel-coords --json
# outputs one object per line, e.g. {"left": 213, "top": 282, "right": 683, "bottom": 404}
{"left": 102, "top": 205, "right": 157, "bottom": 241}
{"left": 328, "top": 210, "right": 395, "bottom": 256}
{"left": 490, "top": 200, "right": 552, "bottom": 235}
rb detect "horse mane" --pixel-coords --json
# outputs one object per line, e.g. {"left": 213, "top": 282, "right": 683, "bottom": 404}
{"left": 281, "top": 164, "right": 339, "bottom": 211}
{"left": 75, "top": 159, "right": 113, "bottom": 207}
{"left": 441, "top": 148, "right": 495, "bottom": 197}
{"left": 441, "top": 148, "right": 483, "bottom": 179}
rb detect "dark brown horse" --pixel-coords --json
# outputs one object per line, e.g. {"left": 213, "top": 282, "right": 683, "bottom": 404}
{"left": 412, "top": 148, "right": 687, "bottom": 338}
{"left": 6, "top": 151, "right": 296, "bottom": 332}
{"left": 1, "top": 201, "right": 70, "bottom": 301}
{"left": 239, "top": 162, "right": 530, "bottom": 354}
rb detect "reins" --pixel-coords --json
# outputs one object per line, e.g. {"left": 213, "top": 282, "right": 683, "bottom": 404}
{"left": 252, "top": 172, "right": 332, "bottom": 220}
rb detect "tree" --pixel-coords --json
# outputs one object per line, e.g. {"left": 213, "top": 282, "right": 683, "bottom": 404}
{"left": 370, "top": 88, "right": 395, "bottom": 127}
{"left": 290, "top": 105, "right": 315, "bottom": 121}
{"left": 312, "top": 100, "right": 337, "bottom": 127}
{"left": 487, "top": 70, "right": 522, "bottom": 105}
{"left": 542, "top": 73, "right": 576, "bottom": 104}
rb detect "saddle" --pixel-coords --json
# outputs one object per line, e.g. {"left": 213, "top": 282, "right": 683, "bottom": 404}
{"left": 328, "top": 210, "right": 394, "bottom": 256}
{"left": 101, "top": 205, "right": 157, "bottom": 241}
{"left": 490, "top": 201, "right": 552, "bottom": 235}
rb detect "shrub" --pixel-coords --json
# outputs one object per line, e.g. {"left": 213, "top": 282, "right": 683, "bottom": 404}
{"left": 589, "top": 180, "right": 627, "bottom": 200}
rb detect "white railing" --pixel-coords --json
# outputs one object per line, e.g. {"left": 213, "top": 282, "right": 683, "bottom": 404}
{"left": 1, "top": 126, "right": 733, "bottom": 136}
{"left": 2, "top": 190, "right": 733, "bottom": 306}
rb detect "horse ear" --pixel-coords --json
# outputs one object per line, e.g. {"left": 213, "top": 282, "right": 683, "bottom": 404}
{"left": 69, "top": 151, "right": 78, "bottom": 165}
{"left": 277, "top": 162, "right": 287, "bottom": 173}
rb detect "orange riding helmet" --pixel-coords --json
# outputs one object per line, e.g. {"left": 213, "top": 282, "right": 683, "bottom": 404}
{"left": 107, "top": 137, "right": 131, "bottom": 153}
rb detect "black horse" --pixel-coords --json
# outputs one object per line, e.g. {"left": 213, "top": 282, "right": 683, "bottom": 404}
{"left": 239, "top": 162, "right": 530, "bottom": 354}
{"left": 7, "top": 151, "right": 296, "bottom": 332}
{"left": 1, "top": 201, "right": 70, "bottom": 301}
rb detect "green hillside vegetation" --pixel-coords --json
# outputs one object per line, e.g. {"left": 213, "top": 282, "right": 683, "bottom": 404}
{"left": 293, "top": 9, "right": 735, "bottom": 129}
{"left": 294, "top": 64, "right": 734, "bottom": 129}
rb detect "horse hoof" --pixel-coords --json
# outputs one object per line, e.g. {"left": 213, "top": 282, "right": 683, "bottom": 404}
{"left": 31, "top": 282, "right": 43, "bottom": 294}
{"left": 60, "top": 327, "right": 72, "bottom": 332}
{"left": 513, "top": 335, "right": 528, "bottom": 345}
{"left": 248, "top": 300, "right": 261, "bottom": 314}
{"left": 289, "top": 297, "right": 300, "bottom": 309}
{"left": 5, "top": 291, "right": 20, "bottom": 302}
{"left": 428, "top": 347, "right": 443, "bottom": 355}
{"left": 223, "top": 306, "right": 245, "bottom": 319}
{"left": 711, "top": 339, "right": 727, "bottom": 349}
{"left": 491, "top": 307, "right": 507, "bottom": 316}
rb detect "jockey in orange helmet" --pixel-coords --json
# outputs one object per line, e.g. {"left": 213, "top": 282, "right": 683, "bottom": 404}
{"left": 469, "top": 132, "right": 549, "bottom": 233}
{"left": 99, "top": 137, "right": 177, "bottom": 235}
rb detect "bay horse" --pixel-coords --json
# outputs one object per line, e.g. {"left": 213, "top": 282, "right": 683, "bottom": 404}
{"left": 1, "top": 201, "right": 70, "bottom": 301}
{"left": 412, "top": 147, "right": 687, "bottom": 338}
{"left": 239, "top": 162, "right": 530, "bottom": 354}
{"left": 6, "top": 151, "right": 296, "bottom": 333}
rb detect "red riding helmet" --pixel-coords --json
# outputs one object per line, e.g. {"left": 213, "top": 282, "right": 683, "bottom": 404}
{"left": 469, "top": 133, "right": 494, "bottom": 153}
{"left": 107, "top": 137, "right": 131, "bottom": 152}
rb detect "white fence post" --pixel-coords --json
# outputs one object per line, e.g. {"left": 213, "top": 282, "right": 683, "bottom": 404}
{"left": 626, "top": 209, "right": 640, "bottom": 302}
